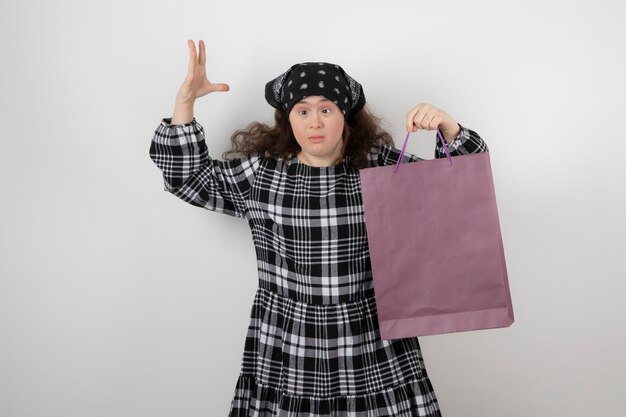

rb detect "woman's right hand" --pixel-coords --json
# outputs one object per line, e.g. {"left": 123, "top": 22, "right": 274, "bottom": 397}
{"left": 175, "top": 39, "right": 229, "bottom": 106}
{"left": 171, "top": 40, "right": 229, "bottom": 124}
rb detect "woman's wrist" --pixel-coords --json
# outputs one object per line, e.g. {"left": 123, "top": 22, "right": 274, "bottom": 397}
{"left": 440, "top": 123, "right": 461, "bottom": 143}
{"left": 171, "top": 102, "right": 195, "bottom": 125}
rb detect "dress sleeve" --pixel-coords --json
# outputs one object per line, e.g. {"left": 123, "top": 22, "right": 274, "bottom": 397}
{"left": 149, "top": 117, "right": 259, "bottom": 218}
{"left": 371, "top": 144, "right": 423, "bottom": 167}
{"left": 434, "top": 124, "right": 488, "bottom": 158}
{"left": 370, "top": 125, "right": 488, "bottom": 167}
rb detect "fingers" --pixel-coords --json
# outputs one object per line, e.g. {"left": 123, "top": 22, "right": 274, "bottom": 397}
{"left": 182, "top": 39, "right": 230, "bottom": 96}
{"left": 186, "top": 39, "right": 207, "bottom": 70}
{"left": 406, "top": 103, "right": 445, "bottom": 132}
{"left": 198, "top": 39, "right": 206, "bottom": 67}
{"left": 187, "top": 39, "right": 198, "bottom": 73}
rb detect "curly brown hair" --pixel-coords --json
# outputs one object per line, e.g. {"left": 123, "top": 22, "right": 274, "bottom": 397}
{"left": 222, "top": 106, "right": 394, "bottom": 170}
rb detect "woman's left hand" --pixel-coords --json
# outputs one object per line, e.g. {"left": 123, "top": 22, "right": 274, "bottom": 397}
{"left": 406, "top": 103, "right": 461, "bottom": 143}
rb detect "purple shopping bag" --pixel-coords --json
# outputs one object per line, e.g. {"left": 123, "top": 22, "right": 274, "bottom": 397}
{"left": 359, "top": 137, "right": 513, "bottom": 340}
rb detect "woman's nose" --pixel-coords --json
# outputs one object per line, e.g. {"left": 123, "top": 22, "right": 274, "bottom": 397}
{"left": 310, "top": 111, "right": 322, "bottom": 127}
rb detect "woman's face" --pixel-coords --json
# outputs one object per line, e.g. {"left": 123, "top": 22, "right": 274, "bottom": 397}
{"left": 288, "top": 95, "right": 345, "bottom": 167}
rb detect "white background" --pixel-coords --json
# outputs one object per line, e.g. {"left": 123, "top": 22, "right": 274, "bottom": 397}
{"left": 1, "top": 1, "right": 625, "bottom": 416}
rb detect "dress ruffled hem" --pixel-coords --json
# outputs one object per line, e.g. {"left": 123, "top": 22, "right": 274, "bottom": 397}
{"left": 228, "top": 374, "right": 441, "bottom": 417}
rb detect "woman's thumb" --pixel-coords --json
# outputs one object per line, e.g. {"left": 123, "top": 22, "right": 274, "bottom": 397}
{"left": 211, "top": 82, "right": 230, "bottom": 92}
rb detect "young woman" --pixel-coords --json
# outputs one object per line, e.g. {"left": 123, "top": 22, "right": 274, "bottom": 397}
{"left": 150, "top": 40, "right": 488, "bottom": 417}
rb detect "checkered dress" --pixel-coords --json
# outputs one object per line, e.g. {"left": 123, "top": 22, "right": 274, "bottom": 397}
{"left": 150, "top": 118, "right": 488, "bottom": 417}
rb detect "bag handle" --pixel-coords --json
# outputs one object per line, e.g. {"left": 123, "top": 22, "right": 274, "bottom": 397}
{"left": 393, "top": 128, "right": 453, "bottom": 174}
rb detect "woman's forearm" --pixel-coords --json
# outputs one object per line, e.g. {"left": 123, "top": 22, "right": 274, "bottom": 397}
{"left": 171, "top": 102, "right": 194, "bottom": 125}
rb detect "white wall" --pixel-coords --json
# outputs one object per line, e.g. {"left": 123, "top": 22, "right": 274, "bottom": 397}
{"left": 1, "top": 1, "right": 624, "bottom": 416}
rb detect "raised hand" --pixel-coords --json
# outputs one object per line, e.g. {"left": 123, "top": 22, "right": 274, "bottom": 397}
{"left": 175, "top": 39, "right": 229, "bottom": 106}
{"left": 171, "top": 40, "right": 229, "bottom": 124}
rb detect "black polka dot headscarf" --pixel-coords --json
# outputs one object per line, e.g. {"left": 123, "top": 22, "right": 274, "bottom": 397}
{"left": 265, "top": 62, "right": 366, "bottom": 119}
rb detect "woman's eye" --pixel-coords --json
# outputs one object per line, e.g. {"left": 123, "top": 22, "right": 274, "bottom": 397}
{"left": 321, "top": 108, "right": 331, "bottom": 114}
{"left": 299, "top": 110, "right": 308, "bottom": 115}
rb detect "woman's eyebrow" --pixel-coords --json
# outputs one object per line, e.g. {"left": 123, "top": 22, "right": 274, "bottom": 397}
{"left": 298, "top": 98, "right": 331, "bottom": 105}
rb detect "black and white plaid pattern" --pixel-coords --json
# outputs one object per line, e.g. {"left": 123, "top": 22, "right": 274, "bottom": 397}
{"left": 228, "top": 287, "right": 441, "bottom": 416}
{"left": 150, "top": 118, "right": 488, "bottom": 416}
